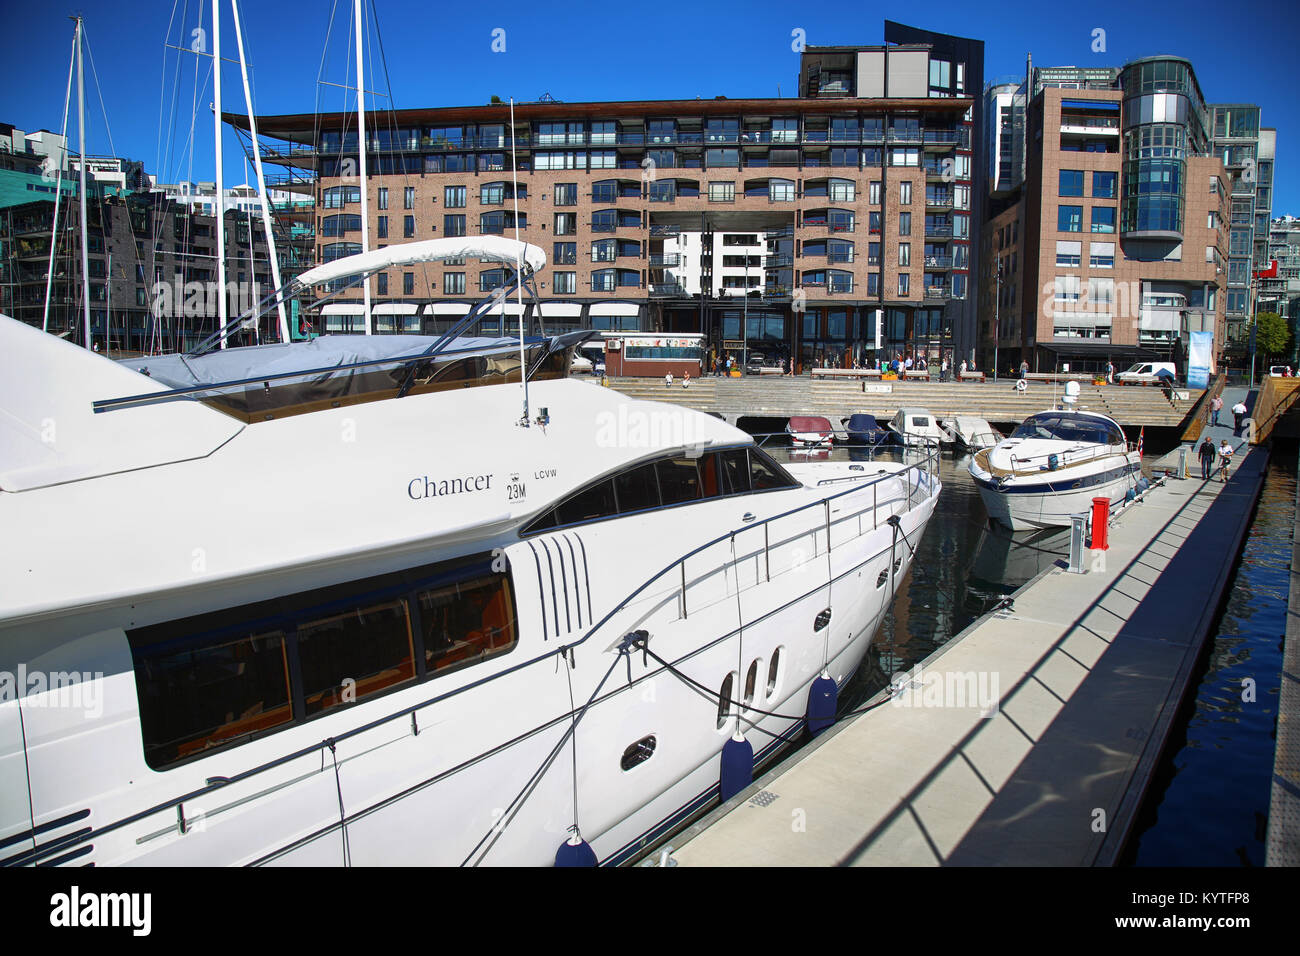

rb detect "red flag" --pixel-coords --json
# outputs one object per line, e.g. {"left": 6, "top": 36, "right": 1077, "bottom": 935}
{"left": 1137, "top": 426, "right": 1144, "bottom": 458}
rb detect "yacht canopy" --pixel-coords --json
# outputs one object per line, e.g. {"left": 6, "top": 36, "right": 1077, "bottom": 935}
{"left": 296, "top": 237, "right": 546, "bottom": 289}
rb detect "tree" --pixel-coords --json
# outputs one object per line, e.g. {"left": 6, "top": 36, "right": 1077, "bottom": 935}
{"left": 1255, "top": 311, "right": 1290, "bottom": 359}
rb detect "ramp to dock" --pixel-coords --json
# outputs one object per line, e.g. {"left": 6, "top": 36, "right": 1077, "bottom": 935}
{"left": 665, "top": 446, "right": 1268, "bottom": 866}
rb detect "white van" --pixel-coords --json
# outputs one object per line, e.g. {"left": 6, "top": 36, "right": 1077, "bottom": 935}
{"left": 1115, "top": 361, "right": 1176, "bottom": 385}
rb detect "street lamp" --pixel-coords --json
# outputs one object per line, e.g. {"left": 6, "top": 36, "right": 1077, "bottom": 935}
{"left": 993, "top": 258, "right": 1003, "bottom": 382}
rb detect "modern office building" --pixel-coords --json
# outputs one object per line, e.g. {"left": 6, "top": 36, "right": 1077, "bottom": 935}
{"left": 1264, "top": 215, "right": 1300, "bottom": 360}
{"left": 233, "top": 22, "right": 984, "bottom": 371}
{"left": 1208, "top": 106, "right": 1275, "bottom": 352}
{"left": 979, "top": 56, "right": 1230, "bottom": 374}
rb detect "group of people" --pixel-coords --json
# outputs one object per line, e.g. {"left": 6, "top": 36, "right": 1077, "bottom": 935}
{"left": 1197, "top": 437, "right": 1235, "bottom": 482}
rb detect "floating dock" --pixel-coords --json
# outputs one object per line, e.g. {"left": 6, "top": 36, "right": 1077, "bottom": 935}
{"left": 661, "top": 415, "right": 1268, "bottom": 866}
{"left": 1267, "top": 450, "right": 1300, "bottom": 867}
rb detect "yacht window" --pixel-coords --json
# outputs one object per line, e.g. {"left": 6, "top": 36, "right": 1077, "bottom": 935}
{"left": 1010, "top": 414, "right": 1120, "bottom": 444}
{"left": 555, "top": 478, "right": 618, "bottom": 525}
{"left": 297, "top": 600, "right": 416, "bottom": 717}
{"left": 614, "top": 462, "right": 662, "bottom": 514}
{"left": 750, "top": 447, "right": 800, "bottom": 490}
{"left": 657, "top": 457, "right": 704, "bottom": 505}
{"left": 718, "top": 449, "right": 751, "bottom": 496}
{"left": 911, "top": 417, "right": 930, "bottom": 427}
{"left": 131, "top": 624, "right": 294, "bottom": 769}
{"left": 127, "top": 553, "right": 513, "bottom": 769}
{"left": 415, "top": 573, "right": 517, "bottom": 676}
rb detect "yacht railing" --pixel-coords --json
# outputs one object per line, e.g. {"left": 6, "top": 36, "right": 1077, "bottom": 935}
{"left": 17, "top": 442, "right": 940, "bottom": 865}
{"left": 1007, "top": 441, "right": 1130, "bottom": 472}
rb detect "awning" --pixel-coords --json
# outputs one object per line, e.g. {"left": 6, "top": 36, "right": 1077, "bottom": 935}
{"left": 430, "top": 302, "right": 472, "bottom": 316}
{"left": 321, "top": 303, "right": 364, "bottom": 315}
{"left": 588, "top": 302, "right": 641, "bottom": 317}
{"left": 1038, "top": 341, "right": 1162, "bottom": 360}
{"left": 373, "top": 302, "right": 419, "bottom": 315}
{"left": 539, "top": 302, "right": 583, "bottom": 318}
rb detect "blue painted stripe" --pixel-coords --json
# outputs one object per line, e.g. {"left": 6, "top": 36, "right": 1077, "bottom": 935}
{"left": 974, "top": 462, "right": 1139, "bottom": 495}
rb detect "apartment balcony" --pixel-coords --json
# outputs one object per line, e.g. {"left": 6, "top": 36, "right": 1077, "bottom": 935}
{"left": 649, "top": 282, "right": 689, "bottom": 297}
{"left": 924, "top": 164, "right": 948, "bottom": 182}
{"left": 922, "top": 129, "right": 970, "bottom": 150}
{"left": 924, "top": 255, "right": 954, "bottom": 270}
{"left": 886, "top": 130, "right": 924, "bottom": 145}
{"left": 925, "top": 189, "right": 954, "bottom": 210}
{"left": 925, "top": 223, "right": 954, "bottom": 238}
{"left": 1231, "top": 178, "right": 1256, "bottom": 197}
{"left": 649, "top": 224, "right": 681, "bottom": 237}
{"left": 924, "top": 284, "right": 950, "bottom": 299}
{"left": 649, "top": 254, "right": 680, "bottom": 267}
{"left": 826, "top": 250, "right": 854, "bottom": 264}
{"left": 764, "top": 254, "right": 793, "bottom": 267}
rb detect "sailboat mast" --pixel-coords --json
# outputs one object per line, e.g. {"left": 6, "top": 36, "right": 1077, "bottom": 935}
{"left": 213, "top": 0, "right": 228, "bottom": 348}
{"left": 510, "top": 97, "right": 528, "bottom": 424}
{"left": 231, "top": 0, "right": 290, "bottom": 342}
{"left": 43, "top": 23, "right": 76, "bottom": 334}
{"left": 75, "top": 16, "right": 91, "bottom": 352}
{"left": 354, "top": 0, "right": 371, "bottom": 335}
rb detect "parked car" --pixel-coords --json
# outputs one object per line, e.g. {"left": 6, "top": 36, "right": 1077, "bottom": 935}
{"left": 1115, "top": 361, "right": 1177, "bottom": 385}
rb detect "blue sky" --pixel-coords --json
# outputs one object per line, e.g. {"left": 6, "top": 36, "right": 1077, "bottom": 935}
{"left": 1, "top": 0, "right": 1297, "bottom": 212}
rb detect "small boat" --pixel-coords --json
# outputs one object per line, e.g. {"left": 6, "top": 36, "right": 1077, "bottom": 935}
{"left": 969, "top": 408, "right": 1141, "bottom": 530}
{"left": 786, "top": 415, "right": 834, "bottom": 446}
{"left": 843, "top": 413, "right": 888, "bottom": 445}
{"left": 887, "top": 407, "right": 948, "bottom": 447}
{"left": 942, "top": 415, "right": 1002, "bottom": 452}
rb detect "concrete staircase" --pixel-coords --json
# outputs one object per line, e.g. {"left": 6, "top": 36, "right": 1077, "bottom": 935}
{"left": 602, "top": 375, "right": 1201, "bottom": 430}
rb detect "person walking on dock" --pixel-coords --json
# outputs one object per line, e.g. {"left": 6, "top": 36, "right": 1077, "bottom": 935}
{"left": 1210, "top": 394, "right": 1223, "bottom": 426}
{"left": 1231, "top": 400, "right": 1248, "bottom": 435}
{"left": 1197, "top": 437, "right": 1216, "bottom": 480}
{"left": 1218, "top": 439, "right": 1234, "bottom": 481}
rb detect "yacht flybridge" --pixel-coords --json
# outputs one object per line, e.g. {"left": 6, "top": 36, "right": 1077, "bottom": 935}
{"left": 0, "top": 237, "right": 941, "bottom": 867}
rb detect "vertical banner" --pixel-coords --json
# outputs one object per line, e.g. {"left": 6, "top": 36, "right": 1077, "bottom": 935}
{"left": 1187, "top": 331, "right": 1212, "bottom": 389}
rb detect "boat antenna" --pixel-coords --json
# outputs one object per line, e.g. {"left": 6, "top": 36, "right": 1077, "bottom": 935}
{"left": 43, "top": 22, "right": 76, "bottom": 334}
{"left": 510, "top": 96, "right": 529, "bottom": 427}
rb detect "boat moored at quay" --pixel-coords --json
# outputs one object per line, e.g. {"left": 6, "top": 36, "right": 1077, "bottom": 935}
{"left": 0, "top": 238, "right": 941, "bottom": 867}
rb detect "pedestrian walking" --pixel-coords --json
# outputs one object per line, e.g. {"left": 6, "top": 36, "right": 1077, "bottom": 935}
{"left": 1218, "top": 439, "right": 1234, "bottom": 482}
{"left": 1231, "top": 400, "right": 1247, "bottom": 435}
{"left": 1210, "top": 394, "right": 1223, "bottom": 426}
{"left": 1106, "top": 361, "right": 1114, "bottom": 384}
{"left": 1019, "top": 360, "right": 1029, "bottom": 380}
{"left": 1197, "top": 437, "right": 1216, "bottom": 480}
{"left": 959, "top": 359, "right": 968, "bottom": 379}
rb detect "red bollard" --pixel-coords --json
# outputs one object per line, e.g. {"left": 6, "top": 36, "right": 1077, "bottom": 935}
{"left": 1090, "top": 497, "right": 1110, "bottom": 550}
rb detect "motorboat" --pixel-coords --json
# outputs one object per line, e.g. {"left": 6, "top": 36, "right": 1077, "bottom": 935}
{"left": 969, "top": 407, "right": 1141, "bottom": 530}
{"left": 0, "top": 236, "right": 942, "bottom": 867}
{"left": 886, "top": 407, "right": 948, "bottom": 447}
{"left": 786, "top": 415, "right": 834, "bottom": 446}
{"left": 941, "top": 415, "right": 1002, "bottom": 452}
{"left": 843, "top": 414, "right": 888, "bottom": 446}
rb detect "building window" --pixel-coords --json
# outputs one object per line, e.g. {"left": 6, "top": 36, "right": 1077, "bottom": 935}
{"left": 591, "top": 269, "right": 616, "bottom": 292}
{"left": 709, "top": 182, "right": 736, "bottom": 203}
{"left": 444, "top": 185, "right": 466, "bottom": 208}
{"left": 898, "top": 273, "right": 910, "bottom": 296}
{"left": 770, "top": 179, "right": 795, "bottom": 202}
{"left": 321, "top": 186, "right": 361, "bottom": 208}
{"left": 554, "top": 183, "right": 577, "bottom": 206}
{"left": 444, "top": 272, "right": 465, "bottom": 294}
{"left": 1058, "top": 205, "right": 1083, "bottom": 232}
{"left": 899, "top": 242, "right": 910, "bottom": 266}
{"left": 377, "top": 187, "right": 388, "bottom": 210}
{"left": 1091, "top": 207, "right": 1116, "bottom": 233}
{"left": 376, "top": 273, "right": 388, "bottom": 295}
{"left": 553, "top": 272, "right": 576, "bottom": 294}
{"left": 591, "top": 239, "right": 616, "bottom": 262}
{"left": 1092, "top": 171, "right": 1117, "bottom": 199}
{"left": 404, "top": 215, "right": 415, "bottom": 238}
{"left": 1056, "top": 240, "right": 1081, "bottom": 267}
{"left": 553, "top": 242, "right": 576, "bottom": 265}
{"left": 869, "top": 181, "right": 881, "bottom": 205}
{"left": 403, "top": 273, "right": 414, "bottom": 295}
{"left": 1059, "top": 169, "right": 1084, "bottom": 197}
{"left": 900, "top": 181, "right": 912, "bottom": 205}
{"left": 554, "top": 213, "right": 576, "bottom": 235}
{"left": 403, "top": 186, "right": 415, "bottom": 209}
{"left": 899, "top": 212, "right": 911, "bottom": 237}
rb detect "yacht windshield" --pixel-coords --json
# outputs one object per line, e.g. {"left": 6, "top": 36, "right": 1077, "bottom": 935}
{"left": 1010, "top": 414, "right": 1123, "bottom": 445}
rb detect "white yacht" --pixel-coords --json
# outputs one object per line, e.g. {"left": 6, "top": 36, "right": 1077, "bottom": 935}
{"left": 969, "top": 408, "right": 1140, "bottom": 530}
{"left": 941, "top": 416, "right": 1002, "bottom": 452}
{"left": 887, "top": 407, "right": 949, "bottom": 447}
{"left": 0, "top": 237, "right": 941, "bottom": 867}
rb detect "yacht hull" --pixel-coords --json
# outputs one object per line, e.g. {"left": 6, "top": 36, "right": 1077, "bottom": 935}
{"left": 973, "top": 454, "right": 1141, "bottom": 530}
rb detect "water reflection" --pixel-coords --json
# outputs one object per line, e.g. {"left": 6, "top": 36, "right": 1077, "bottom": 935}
{"left": 1126, "top": 454, "right": 1295, "bottom": 866}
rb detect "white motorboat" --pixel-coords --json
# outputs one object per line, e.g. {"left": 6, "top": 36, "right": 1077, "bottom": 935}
{"left": 969, "top": 408, "right": 1141, "bottom": 530}
{"left": 941, "top": 415, "right": 1002, "bottom": 452}
{"left": 887, "top": 407, "right": 949, "bottom": 447}
{"left": 0, "top": 236, "right": 942, "bottom": 867}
